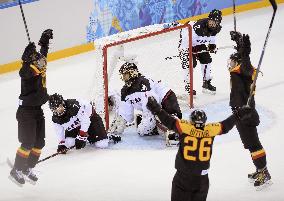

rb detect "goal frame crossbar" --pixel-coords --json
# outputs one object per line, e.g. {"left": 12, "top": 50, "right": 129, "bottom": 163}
{"left": 100, "top": 24, "right": 193, "bottom": 129}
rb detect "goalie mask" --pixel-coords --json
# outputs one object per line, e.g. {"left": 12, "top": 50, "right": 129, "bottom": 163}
{"left": 119, "top": 62, "right": 139, "bottom": 85}
{"left": 49, "top": 93, "right": 66, "bottom": 116}
{"left": 31, "top": 52, "right": 47, "bottom": 70}
{"left": 190, "top": 109, "right": 207, "bottom": 129}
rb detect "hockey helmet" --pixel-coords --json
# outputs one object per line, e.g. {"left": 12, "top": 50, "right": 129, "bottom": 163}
{"left": 228, "top": 52, "right": 241, "bottom": 70}
{"left": 119, "top": 62, "right": 139, "bottom": 82}
{"left": 49, "top": 93, "right": 66, "bottom": 116}
{"left": 190, "top": 109, "right": 207, "bottom": 128}
{"left": 208, "top": 9, "right": 222, "bottom": 24}
{"left": 31, "top": 52, "right": 47, "bottom": 70}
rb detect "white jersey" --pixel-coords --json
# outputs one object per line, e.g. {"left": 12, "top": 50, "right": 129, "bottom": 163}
{"left": 51, "top": 99, "right": 93, "bottom": 143}
{"left": 118, "top": 75, "right": 170, "bottom": 122}
{"left": 179, "top": 20, "right": 219, "bottom": 50}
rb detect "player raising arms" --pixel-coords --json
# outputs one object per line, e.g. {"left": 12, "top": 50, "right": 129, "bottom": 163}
{"left": 146, "top": 96, "right": 253, "bottom": 201}
{"left": 9, "top": 29, "right": 53, "bottom": 186}
{"left": 228, "top": 31, "right": 272, "bottom": 189}
{"left": 109, "top": 62, "right": 182, "bottom": 142}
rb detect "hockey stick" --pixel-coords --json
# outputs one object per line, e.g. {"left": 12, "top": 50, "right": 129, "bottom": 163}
{"left": 165, "top": 45, "right": 235, "bottom": 60}
{"left": 18, "top": 0, "right": 31, "bottom": 43}
{"left": 233, "top": 0, "right": 237, "bottom": 32}
{"left": 37, "top": 145, "right": 76, "bottom": 164}
{"left": 246, "top": 0, "right": 277, "bottom": 106}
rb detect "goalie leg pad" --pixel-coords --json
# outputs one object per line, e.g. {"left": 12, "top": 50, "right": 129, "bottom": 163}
{"left": 137, "top": 112, "right": 157, "bottom": 136}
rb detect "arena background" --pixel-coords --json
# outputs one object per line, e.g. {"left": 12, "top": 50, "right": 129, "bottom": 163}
{"left": 0, "top": 0, "right": 283, "bottom": 73}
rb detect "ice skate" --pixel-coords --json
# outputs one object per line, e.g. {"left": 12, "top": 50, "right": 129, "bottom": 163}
{"left": 248, "top": 170, "right": 260, "bottom": 183}
{"left": 253, "top": 167, "right": 272, "bottom": 190}
{"left": 9, "top": 168, "right": 25, "bottom": 187}
{"left": 167, "top": 132, "right": 179, "bottom": 146}
{"left": 22, "top": 168, "right": 38, "bottom": 185}
{"left": 202, "top": 79, "right": 216, "bottom": 95}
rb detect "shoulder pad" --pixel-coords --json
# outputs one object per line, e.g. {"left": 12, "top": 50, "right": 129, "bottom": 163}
{"left": 121, "top": 76, "right": 151, "bottom": 101}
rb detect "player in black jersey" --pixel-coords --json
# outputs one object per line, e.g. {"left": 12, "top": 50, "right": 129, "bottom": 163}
{"left": 146, "top": 96, "right": 252, "bottom": 201}
{"left": 48, "top": 93, "right": 121, "bottom": 153}
{"left": 10, "top": 29, "right": 53, "bottom": 186}
{"left": 178, "top": 9, "right": 222, "bottom": 95}
{"left": 228, "top": 31, "right": 271, "bottom": 189}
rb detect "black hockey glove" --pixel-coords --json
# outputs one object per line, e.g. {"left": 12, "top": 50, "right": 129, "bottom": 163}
{"left": 57, "top": 141, "right": 68, "bottom": 154}
{"left": 21, "top": 42, "right": 37, "bottom": 63}
{"left": 38, "top": 29, "right": 53, "bottom": 46}
{"left": 239, "top": 34, "right": 251, "bottom": 56}
{"left": 108, "top": 133, "right": 122, "bottom": 144}
{"left": 192, "top": 44, "right": 207, "bottom": 53}
{"left": 75, "top": 135, "right": 87, "bottom": 149}
{"left": 146, "top": 96, "right": 161, "bottom": 115}
{"left": 230, "top": 31, "right": 242, "bottom": 43}
{"left": 208, "top": 44, "right": 216, "bottom": 53}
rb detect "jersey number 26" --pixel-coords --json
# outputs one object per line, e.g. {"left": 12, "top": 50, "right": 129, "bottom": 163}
{"left": 183, "top": 136, "right": 212, "bottom": 161}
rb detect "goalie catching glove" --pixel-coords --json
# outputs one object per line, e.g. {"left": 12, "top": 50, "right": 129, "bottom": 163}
{"left": 109, "top": 115, "right": 127, "bottom": 135}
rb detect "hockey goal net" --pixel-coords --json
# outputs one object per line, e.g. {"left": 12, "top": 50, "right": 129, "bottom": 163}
{"left": 92, "top": 24, "right": 193, "bottom": 129}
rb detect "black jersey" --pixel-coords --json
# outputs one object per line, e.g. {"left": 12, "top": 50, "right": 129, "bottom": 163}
{"left": 229, "top": 54, "right": 256, "bottom": 108}
{"left": 18, "top": 46, "right": 49, "bottom": 106}
{"left": 155, "top": 110, "right": 236, "bottom": 176}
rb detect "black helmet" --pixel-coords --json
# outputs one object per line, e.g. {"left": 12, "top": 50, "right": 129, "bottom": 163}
{"left": 230, "top": 52, "right": 241, "bottom": 63}
{"left": 190, "top": 109, "right": 207, "bottom": 128}
{"left": 49, "top": 93, "right": 66, "bottom": 116}
{"left": 208, "top": 9, "right": 222, "bottom": 24}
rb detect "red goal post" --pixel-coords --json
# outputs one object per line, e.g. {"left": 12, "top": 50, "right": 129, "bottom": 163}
{"left": 95, "top": 24, "right": 193, "bottom": 130}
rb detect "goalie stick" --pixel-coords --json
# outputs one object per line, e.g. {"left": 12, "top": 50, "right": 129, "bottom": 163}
{"left": 247, "top": 0, "right": 277, "bottom": 106}
{"left": 165, "top": 45, "right": 235, "bottom": 60}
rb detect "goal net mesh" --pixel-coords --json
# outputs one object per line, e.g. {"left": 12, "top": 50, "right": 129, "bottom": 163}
{"left": 92, "top": 24, "right": 193, "bottom": 129}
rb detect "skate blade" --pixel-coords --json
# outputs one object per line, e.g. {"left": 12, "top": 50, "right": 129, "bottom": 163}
{"left": 255, "top": 180, "right": 273, "bottom": 191}
{"left": 248, "top": 177, "right": 255, "bottom": 183}
{"left": 202, "top": 88, "right": 216, "bottom": 95}
{"left": 166, "top": 140, "right": 179, "bottom": 147}
{"left": 24, "top": 177, "right": 37, "bottom": 185}
{"left": 8, "top": 175, "right": 24, "bottom": 187}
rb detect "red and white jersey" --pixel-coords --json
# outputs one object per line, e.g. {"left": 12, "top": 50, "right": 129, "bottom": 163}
{"left": 179, "top": 19, "right": 221, "bottom": 50}
{"left": 119, "top": 75, "right": 170, "bottom": 122}
{"left": 51, "top": 99, "right": 93, "bottom": 142}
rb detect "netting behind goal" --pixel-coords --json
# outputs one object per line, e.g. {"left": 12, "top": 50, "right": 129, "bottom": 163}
{"left": 92, "top": 24, "right": 193, "bottom": 129}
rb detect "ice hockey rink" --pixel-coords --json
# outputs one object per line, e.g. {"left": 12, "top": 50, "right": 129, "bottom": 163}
{"left": 0, "top": 4, "right": 284, "bottom": 201}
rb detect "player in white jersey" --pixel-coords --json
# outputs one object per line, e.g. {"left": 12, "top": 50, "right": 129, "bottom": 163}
{"left": 48, "top": 94, "right": 121, "bottom": 153}
{"left": 178, "top": 9, "right": 222, "bottom": 95}
{"left": 109, "top": 62, "right": 182, "bottom": 137}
